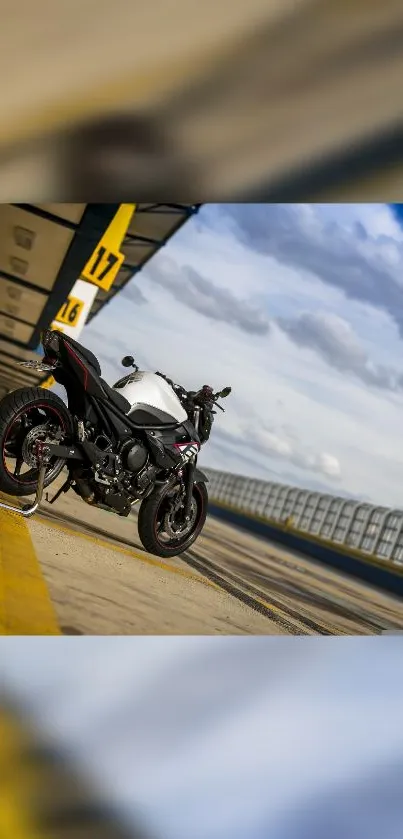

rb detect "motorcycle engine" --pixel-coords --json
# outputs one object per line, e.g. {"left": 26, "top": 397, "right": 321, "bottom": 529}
{"left": 122, "top": 440, "right": 148, "bottom": 472}
{"left": 72, "top": 436, "right": 158, "bottom": 516}
{"left": 121, "top": 440, "right": 158, "bottom": 493}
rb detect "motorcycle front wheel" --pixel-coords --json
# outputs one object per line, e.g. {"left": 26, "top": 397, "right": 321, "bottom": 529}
{"left": 137, "top": 480, "right": 208, "bottom": 558}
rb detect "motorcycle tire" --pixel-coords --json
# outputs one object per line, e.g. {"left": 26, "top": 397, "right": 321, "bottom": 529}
{"left": 137, "top": 480, "right": 208, "bottom": 558}
{"left": 0, "top": 387, "right": 74, "bottom": 497}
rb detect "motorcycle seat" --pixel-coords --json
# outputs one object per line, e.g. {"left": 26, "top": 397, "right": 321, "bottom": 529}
{"left": 62, "top": 335, "right": 102, "bottom": 375}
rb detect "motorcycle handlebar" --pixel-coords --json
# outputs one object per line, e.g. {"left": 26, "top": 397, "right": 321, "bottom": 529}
{"left": 156, "top": 372, "right": 230, "bottom": 408}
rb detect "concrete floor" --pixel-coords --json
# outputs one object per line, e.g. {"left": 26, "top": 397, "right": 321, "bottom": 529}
{"left": 19, "top": 473, "right": 403, "bottom": 635}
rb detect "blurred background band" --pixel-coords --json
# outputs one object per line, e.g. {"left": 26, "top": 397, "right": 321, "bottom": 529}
{"left": 0, "top": 0, "right": 289, "bottom": 141}
{"left": 1, "top": 0, "right": 403, "bottom": 200}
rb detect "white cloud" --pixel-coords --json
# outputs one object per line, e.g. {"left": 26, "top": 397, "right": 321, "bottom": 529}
{"left": 317, "top": 203, "right": 403, "bottom": 241}
{"left": 145, "top": 254, "right": 270, "bottom": 334}
{"left": 277, "top": 310, "right": 403, "bottom": 392}
{"left": 318, "top": 452, "right": 340, "bottom": 477}
{"left": 246, "top": 426, "right": 341, "bottom": 480}
{"left": 253, "top": 429, "right": 293, "bottom": 457}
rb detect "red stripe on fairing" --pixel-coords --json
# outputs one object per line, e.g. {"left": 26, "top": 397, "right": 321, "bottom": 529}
{"left": 173, "top": 442, "right": 200, "bottom": 449}
{"left": 65, "top": 344, "right": 88, "bottom": 390}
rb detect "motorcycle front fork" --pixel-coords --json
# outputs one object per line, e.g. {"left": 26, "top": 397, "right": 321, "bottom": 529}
{"left": 182, "top": 405, "right": 200, "bottom": 521}
{"left": 183, "top": 458, "right": 197, "bottom": 521}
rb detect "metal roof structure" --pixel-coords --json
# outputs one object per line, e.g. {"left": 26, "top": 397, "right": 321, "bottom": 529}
{"left": 86, "top": 203, "right": 201, "bottom": 323}
{"left": 0, "top": 203, "right": 200, "bottom": 396}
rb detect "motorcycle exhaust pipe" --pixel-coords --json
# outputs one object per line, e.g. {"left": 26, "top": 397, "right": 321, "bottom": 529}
{"left": 74, "top": 475, "right": 95, "bottom": 504}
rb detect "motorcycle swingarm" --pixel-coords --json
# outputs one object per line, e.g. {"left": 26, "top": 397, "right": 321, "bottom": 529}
{"left": 35, "top": 442, "right": 85, "bottom": 461}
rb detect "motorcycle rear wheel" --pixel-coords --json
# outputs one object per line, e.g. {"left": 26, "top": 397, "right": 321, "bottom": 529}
{"left": 0, "top": 387, "right": 74, "bottom": 497}
{"left": 137, "top": 480, "right": 208, "bottom": 558}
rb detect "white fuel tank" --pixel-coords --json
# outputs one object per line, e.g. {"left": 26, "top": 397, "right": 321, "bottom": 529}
{"left": 113, "top": 371, "right": 188, "bottom": 423}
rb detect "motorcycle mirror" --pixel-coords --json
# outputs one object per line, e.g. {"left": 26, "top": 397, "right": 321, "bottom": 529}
{"left": 122, "top": 355, "right": 135, "bottom": 368}
{"left": 219, "top": 386, "right": 232, "bottom": 398}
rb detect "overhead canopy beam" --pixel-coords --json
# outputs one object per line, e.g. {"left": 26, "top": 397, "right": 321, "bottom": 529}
{"left": 0, "top": 203, "right": 201, "bottom": 393}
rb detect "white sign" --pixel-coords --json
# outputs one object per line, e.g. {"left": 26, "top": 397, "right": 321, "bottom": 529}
{"left": 51, "top": 278, "right": 98, "bottom": 340}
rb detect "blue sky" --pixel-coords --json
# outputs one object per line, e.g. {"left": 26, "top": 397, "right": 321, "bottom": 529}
{"left": 2, "top": 637, "right": 403, "bottom": 839}
{"left": 75, "top": 203, "right": 403, "bottom": 507}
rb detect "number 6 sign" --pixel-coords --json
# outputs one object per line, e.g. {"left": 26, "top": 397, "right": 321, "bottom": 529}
{"left": 51, "top": 279, "right": 98, "bottom": 340}
{"left": 56, "top": 296, "right": 85, "bottom": 327}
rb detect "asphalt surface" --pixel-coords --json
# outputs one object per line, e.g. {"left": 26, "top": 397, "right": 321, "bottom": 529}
{"left": 18, "top": 474, "right": 403, "bottom": 636}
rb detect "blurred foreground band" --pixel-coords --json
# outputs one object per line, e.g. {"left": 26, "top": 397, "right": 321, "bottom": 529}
{"left": 0, "top": 699, "right": 151, "bottom": 839}
{"left": 1, "top": 0, "right": 403, "bottom": 201}
{"left": 1, "top": 638, "right": 403, "bottom": 839}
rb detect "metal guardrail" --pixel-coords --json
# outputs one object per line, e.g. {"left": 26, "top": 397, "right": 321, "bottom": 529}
{"left": 204, "top": 468, "right": 403, "bottom": 572}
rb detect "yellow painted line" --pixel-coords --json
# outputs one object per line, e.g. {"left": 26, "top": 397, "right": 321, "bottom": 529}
{"left": 0, "top": 708, "right": 41, "bottom": 839}
{"left": 0, "top": 498, "right": 61, "bottom": 635}
{"left": 34, "top": 513, "right": 219, "bottom": 590}
{"left": 39, "top": 376, "right": 55, "bottom": 390}
{"left": 0, "top": 713, "right": 41, "bottom": 839}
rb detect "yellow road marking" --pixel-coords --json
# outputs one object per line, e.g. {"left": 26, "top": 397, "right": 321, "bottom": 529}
{"left": 0, "top": 712, "right": 41, "bottom": 839}
{"left": 33, "top": 513, "right": 219, "bottom": 590}
{"left": 39, "top": 376, "right": 55, "bottom": 389}
{"left": 0, "top": 498, "right": 61, "bottom": 635}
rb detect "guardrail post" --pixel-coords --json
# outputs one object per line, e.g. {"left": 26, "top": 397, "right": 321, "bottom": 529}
{"left": 354, "top": 505, "right": 374, "bottom": 551}
{"left": 390, "top": 516, "right": 403, "bottom": 564}
{"left": 328, "top": 500, "right": 347, "bottom": 541}
{"left": 317, "top": 497, "right": 333, "bottom": 535}
{"left": 304, "top": 494, "right": 321, "bottom": 533}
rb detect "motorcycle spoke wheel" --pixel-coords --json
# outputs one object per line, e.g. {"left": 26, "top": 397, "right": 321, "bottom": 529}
{"left": 154, "top": 486, "right": 203, "bottom": 547}
{"left": 2, "top": 405, "right": 68, "bottom": 488}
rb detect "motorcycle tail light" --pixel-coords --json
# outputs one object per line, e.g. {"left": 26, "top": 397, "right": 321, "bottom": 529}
{"left": 42, "top": 329, "right": 60, "bottom": 354}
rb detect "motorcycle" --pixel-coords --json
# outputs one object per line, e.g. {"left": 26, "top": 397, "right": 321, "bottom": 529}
{"left": 0, "top": 329, "right": 231, "bottom": 558}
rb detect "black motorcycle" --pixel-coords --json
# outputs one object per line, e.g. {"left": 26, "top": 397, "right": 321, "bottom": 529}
{"left": 0, "top": 329, "right": 231, "bottom": 557}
